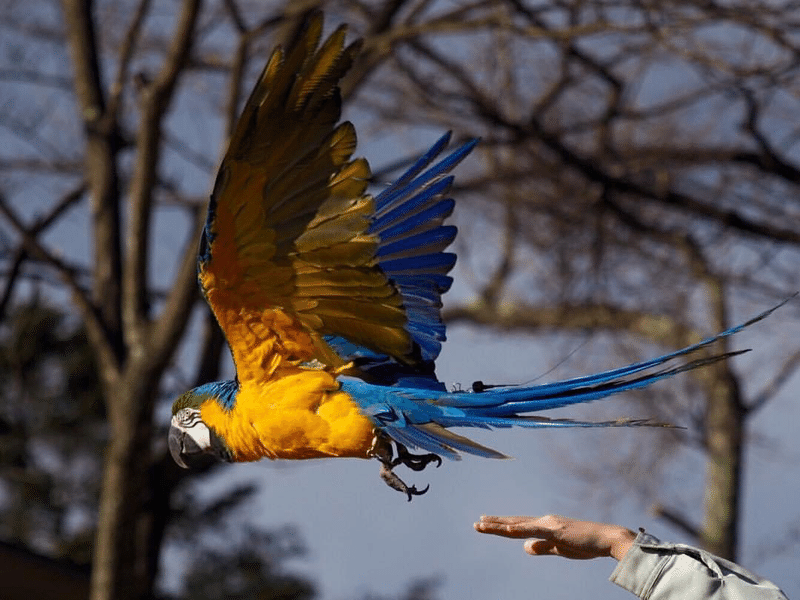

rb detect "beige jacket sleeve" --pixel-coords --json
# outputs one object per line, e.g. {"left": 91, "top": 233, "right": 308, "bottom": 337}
{"left": 610, "top": 531, "right": 788, "bottom": 600}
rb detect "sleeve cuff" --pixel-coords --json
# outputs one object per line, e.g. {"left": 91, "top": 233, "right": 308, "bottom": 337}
{"left": 609, "top": 530, "right": 670, "bottom": 597}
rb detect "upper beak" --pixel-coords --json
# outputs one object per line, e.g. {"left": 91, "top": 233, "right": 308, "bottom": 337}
{"left": 168, "top": 425, "right": 190, "bottom": 469}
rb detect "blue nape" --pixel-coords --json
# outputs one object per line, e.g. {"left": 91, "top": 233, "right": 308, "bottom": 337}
{"left": 193, "top": 380, "right": 239, "bottom": 411}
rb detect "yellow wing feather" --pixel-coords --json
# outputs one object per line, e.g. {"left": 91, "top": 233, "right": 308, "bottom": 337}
{"left": 200, "top": 15, "right": 415, "bottom": 387}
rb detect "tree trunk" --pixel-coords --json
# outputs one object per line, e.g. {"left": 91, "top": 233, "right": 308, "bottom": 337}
{"left": 90, "top": 370, "right": 157, "bottom": 600}
{"left": 700, "top": 364, "right": 744, "bottom": 560}
{"left": 699, "top": 286, "right": 744, "bottom": 561}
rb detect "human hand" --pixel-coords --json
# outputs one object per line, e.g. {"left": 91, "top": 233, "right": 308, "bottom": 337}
{"left": 474, "top": 514, "right": 636, "bottom": 561}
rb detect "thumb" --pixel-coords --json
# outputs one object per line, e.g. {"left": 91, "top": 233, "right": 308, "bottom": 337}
{"left": 524, "top": 539, "right": 555, "bottom": 555}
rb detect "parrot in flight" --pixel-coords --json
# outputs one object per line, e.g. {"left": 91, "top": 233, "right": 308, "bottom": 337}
{"left": 168, "top": 14, "right": 785, "bottom": 499}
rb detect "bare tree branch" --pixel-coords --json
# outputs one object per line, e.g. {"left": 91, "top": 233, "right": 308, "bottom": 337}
{"left": 0, "top": 67, "right": 72, "bottom": 89}
{"left": 0, "top": 158, "right": 83, "bottom": 173}
{"left": 108, "top": 0, "right": 152, "bottom": 118}
{"left": 652, "top": 503, "right": 701, "bottom": 540}
{"left": 61, "top": 0, "right": 124, "bottom": 361}
{"left": 149, "top": 208, "right": 205, "bottom": 374}
{"left": 747, "top": 349, "right": 800, "bottom": 414}
{"left": 444, "top": 301, "right": 699, "bottom": 350}
{"left": 123, "top": 0, "right": 201, "bottom": 345}
{"left": 0, "top": 181, "right": 86, "bottom": 319}
{"left": 0, "top": 191, "right": 117, "bottom": 374}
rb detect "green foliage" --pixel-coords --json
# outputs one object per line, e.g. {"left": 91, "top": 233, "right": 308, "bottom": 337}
{"left": 182, "top": 527, "right": 315, "bottom": 600}
{"left": 361, "top": 577, "right": 442, "bottom": 600}
{"left": 0, "top": 298, "right": 104, "bottom": 563}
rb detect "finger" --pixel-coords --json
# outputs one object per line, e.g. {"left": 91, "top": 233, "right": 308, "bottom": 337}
{"left": 475, "top": 518, "right": 552, "bottom": 539}
{"left": 478, "top": 515, "right": 534, "bottom": 525}
{"left": 524, "top": 540, "right": 557, "bottom": 555}
{"left": 475, "top": 515, "right": 565, "bottom": 539}
{"left": 479, "top": 514, "right": 570, "bottom": 528}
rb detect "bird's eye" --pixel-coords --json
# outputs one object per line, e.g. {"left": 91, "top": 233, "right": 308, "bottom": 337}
{"left": 177, "top": 408, "right": 200, "bottom": 427}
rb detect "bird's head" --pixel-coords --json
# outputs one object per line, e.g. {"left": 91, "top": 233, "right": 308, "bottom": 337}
{"left": 169, "top": 382, "right": 236, "bottom": 469}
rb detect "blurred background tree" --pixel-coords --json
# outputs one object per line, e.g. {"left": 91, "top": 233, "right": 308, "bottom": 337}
{"left": 0, "top": 300, "right": 103, "bottom": 565}
{"left": 1, "top": 1, "right": 798, "bottom": 599}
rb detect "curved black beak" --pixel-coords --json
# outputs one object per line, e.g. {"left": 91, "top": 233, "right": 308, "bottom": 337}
{"left": 168, "top": 425, "right": 191, "bottom": 469}
{"left": 168, "top": 422, "right": 231, "bottom": 469}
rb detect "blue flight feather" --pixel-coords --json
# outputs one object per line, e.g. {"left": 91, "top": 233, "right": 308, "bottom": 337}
{"left": 389, "top": 275, "right": 454, "bottom": 295}
{"left": 375, "top": 226, "right": 457, "bottom": 259}
{"left": 370, "top": 177, "right": 454, "bottom": 233}
{"left": 324, "top": 135, "right": 476, "bottom": 369}
{"left": 374, "top": 132, "right": 453, "bottom": 213}
{"left": 323, "top": 335, "right": 386, "bottom": 360}
{"left": 377, "top": 200, "right": 455, "bottom": 243}
{"left": 373, "top": 139, "right": 478, "bottom": 220}
{"left": 379, "top": 253, "right": 457, "bottom": 277}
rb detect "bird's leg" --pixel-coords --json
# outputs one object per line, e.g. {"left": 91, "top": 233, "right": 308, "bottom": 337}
{"left": 379, "top": 462, "right": 428, "bottom": 501}
{"left": 369, "top": 435, "right": 439, "bottom": 501}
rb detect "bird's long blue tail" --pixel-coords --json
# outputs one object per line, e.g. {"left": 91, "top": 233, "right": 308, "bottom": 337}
{"left": 343, "top": 298, "right": 792, "bottom": 460}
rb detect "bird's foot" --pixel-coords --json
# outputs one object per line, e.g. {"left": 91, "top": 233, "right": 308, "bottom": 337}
{"left": 394, "top": 443, "right": 442, "bottom": 472}
{"left": 370, "top": 435, "right": 442, "bottom": 501}
{"left": 379, "top": 462, "right": 430, "bottom": 501}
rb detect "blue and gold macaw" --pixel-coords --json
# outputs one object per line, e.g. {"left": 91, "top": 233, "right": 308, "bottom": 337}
{"left": 169, "top": 14, "right": 783, "bottom": 499}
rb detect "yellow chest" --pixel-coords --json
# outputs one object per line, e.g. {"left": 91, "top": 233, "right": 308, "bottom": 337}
{"left": 200, "top": 367, "right": 376, "bottom": 461}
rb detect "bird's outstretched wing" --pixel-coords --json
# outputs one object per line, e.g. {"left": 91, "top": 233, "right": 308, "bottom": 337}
{"left": 198, "top": 14, "right": 470, "bottom": 384}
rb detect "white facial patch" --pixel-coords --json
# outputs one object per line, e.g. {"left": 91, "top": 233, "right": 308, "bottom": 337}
{"left": 173, "top": 408, "right": 211, "bottom": 451}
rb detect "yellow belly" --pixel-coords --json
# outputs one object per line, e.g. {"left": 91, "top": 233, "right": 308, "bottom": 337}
{"left": 200, "top": 366, "right": 376, "bottom": 461}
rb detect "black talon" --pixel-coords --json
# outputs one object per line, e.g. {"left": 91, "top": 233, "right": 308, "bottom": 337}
{"left": 407, "top": 484, "right": 429, "bottom": 500}
{"left": 373, "top": 436, "right": 441, "bottom": 500}
{"left": 395, "top": 444, "right": 442, "bottom": 471}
